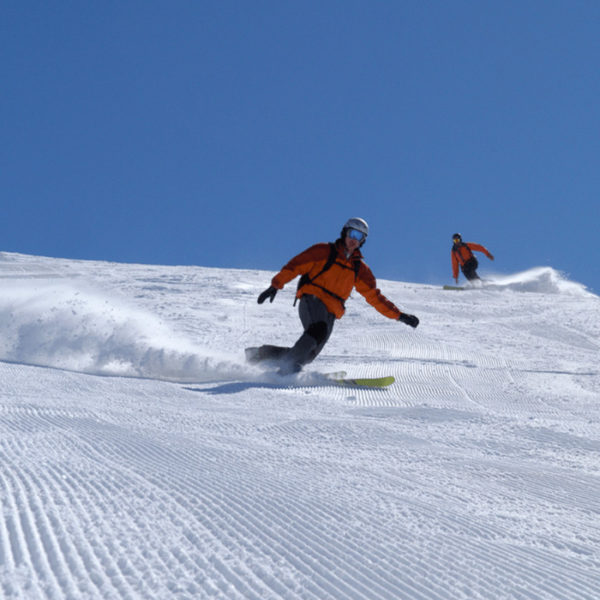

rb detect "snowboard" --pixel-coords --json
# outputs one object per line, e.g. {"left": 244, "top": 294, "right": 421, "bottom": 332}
{"left": 443, "top": 285, "right": 465, "bottom": 291}
{"left": 246, "top": 348, "right": 395, "bottom": 388}
{"left": 327, "top": 375, "right": 395, "bottom": 388}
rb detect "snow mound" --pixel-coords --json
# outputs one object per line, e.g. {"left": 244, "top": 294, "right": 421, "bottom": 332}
{"left": 0, "top": 279, "right": 247, "bottom": 382}
{"left": 485, "top": 267, "right": 591, "bottom": 295}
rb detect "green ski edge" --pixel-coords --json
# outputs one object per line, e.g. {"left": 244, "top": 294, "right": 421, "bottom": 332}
{"left": 443, "top": 285, "right": 465, "bottom": 290}
{"left": 330, "top": 375, "right": 395, "bottom": 388}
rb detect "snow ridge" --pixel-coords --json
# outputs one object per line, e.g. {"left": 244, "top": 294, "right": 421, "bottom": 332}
{"left": 484, "top": 266, "right": 592, "bottom": 295}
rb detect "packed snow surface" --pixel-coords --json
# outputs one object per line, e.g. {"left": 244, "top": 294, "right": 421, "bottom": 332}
{"left": 0, "top": 252, "right": 598, "bottom": 599}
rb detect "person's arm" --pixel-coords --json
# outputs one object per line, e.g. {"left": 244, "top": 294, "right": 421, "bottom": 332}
{"left": 451, "top": 250, "right": 460, "bottom": 281}
{"left": 271, "top": 243, "right": 331, "bottom": 289}
{"left": 467, "top": 242, "right": 494, "bottom": 260}
{"left": 354, "top": 264, "right": 418, "bottom": 327}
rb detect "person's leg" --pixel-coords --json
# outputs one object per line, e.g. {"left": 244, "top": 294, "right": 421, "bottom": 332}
{"left": 245, "top": 345, "right": 289, "bottom": 364}
{"left": 279, "top": 295, "right": 335, "bottom": 374}
{"left": 461, "top": 258, "right": 480, "bottom": 281}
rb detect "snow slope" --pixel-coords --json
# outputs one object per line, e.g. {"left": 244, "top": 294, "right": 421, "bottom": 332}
{"left": 0, "top": 252, "right": 598, "bottom": 599}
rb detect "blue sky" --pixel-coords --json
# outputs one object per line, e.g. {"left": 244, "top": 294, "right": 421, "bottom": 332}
{"left": 2, "top": 1, "right": 599, "bottom": 292}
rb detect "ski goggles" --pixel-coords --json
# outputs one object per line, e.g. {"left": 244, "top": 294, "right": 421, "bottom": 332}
{"left": 347, "top": 228, "right": 366, "bottom": 241}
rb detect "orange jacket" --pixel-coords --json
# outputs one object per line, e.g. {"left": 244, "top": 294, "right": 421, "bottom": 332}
{"left": 271, "top": 241, "right": 403, "bottom": 320}
{"left": 451, "top": 242, "right": 493, "bottom": 279}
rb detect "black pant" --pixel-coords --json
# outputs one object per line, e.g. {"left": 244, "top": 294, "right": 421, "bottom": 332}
{"left": 286, "top": 295, "right": 336, "bottom": 369}
{"left": 250, "top": 295, "right": 335, "bottom": 374}
{"left": 461, "top": 257, "right": 480, "bottom": 281}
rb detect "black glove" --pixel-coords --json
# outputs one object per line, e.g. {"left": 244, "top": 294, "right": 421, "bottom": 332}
{"left": 257, "top": 286, "right": 278, "bottom": 304}
{"left": 399, "top": 313, "right": 419, "bottom": 328}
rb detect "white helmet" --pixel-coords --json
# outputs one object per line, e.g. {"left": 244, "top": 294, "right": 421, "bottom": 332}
{"left": 342, "top": 217, "right": 369, "bottom": 237}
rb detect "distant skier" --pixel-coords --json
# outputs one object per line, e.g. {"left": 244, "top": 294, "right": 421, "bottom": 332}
{"left": 248, "top": 218, "right": 419, "bottom": 375}
{"left": 451, "top": 233, "right": 494, "bottom": 284}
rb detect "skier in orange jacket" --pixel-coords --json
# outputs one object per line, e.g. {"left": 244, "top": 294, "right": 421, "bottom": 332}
{"left": 451, "top": 233, "right": 494, "bottom": 284}
{"left": 247, "top": 218, "right": 419, "bottom": 375}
